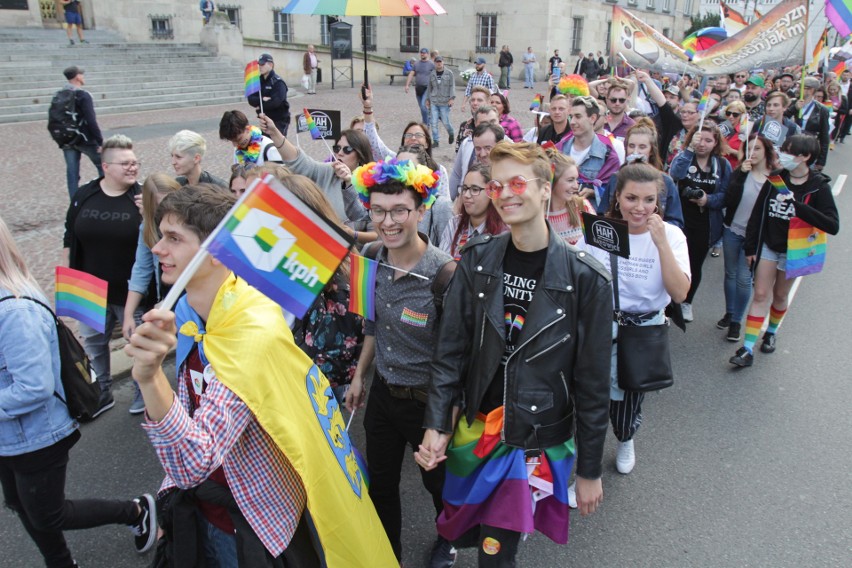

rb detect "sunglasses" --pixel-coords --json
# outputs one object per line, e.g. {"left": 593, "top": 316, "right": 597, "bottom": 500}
{"left": 333, "top": 145, "right": 356, "bottom": 155}
{"left": 725, "top": 111, "right": 742, "bottom": 118}
{"left": 608, "top": 97, "right": 627, "bottom": 104}
{"left": 485, "top": 176, "right": 542, "bottom": 199}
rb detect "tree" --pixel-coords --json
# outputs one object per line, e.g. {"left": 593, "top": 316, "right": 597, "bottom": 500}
{"left": 684, "top": 13, "right": 722, "bottom": 38}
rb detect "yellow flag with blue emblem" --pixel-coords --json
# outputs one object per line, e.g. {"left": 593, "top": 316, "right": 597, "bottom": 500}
{"left": 198, "top": 276, "right": 396, "bottom": 567}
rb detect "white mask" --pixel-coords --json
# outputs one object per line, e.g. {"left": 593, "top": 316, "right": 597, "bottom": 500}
{"left": 777, "top": 152, "right": 799, "bottom": 171}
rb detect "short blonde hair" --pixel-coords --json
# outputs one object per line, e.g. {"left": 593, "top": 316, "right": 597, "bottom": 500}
{"left": 168, "top": 130, "right": 207, "bottom": 158}
{"left": 102, "top": 134, "right": 133, "bottom": 162}
{"left": 490, "top": 141, "right": 552, "bottom": 182}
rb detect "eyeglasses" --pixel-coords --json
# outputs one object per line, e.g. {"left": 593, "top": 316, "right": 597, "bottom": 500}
{"left": 485, "top": 176, "right": 541, "bottom": 199}
{"left": 333, "top": 145, "right": 356, "bottom": 155}
{"left": 458, "top": 184, "right": 485, "bottom": 196}
{"left": 725, "top": 111, "right": 742, "bottom": 118}
{"left": 368, "top": 207, "right": 413, "bottom": 223}
{"left": 608, "top": 97, "right": 627, "bottom": 104}
{"left": 680, "top": 110, "right": 698, "bottom": 116}
{"left": 403, "top": 132, "right": 426, "bottom": 140}
{"left": 106, "top": 161, "right": 142, "bottom": 170}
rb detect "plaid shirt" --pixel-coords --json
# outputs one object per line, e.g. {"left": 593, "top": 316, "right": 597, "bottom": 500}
{"left": 464, "top": 71, "right": 497, "bottom": 97}
{"left": 143, "top": 364, "right": 307, "bottom": 556}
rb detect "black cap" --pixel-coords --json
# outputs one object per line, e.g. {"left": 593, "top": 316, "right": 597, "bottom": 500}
{"left": 779, "top": 72, "right": 795, "bottom": 80}
{"left": 258, "top": 53, "right": 274, "bottom": 65}
{"left": 63, "top": 66, "right": 84, "bottom": 80}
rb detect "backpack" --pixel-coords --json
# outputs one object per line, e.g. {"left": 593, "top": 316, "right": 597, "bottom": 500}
{"left": 0, "top": 296, "right": 101, "bottom": 421}
{"left": 47, "top": 89, "right": 83, "bottom": 148}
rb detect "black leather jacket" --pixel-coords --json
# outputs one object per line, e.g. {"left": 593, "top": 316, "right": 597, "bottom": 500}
{"left": 424, "top": 231, "right": 613, "bottom": 479}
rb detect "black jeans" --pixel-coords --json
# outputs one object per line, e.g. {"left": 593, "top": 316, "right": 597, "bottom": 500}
{"left": 682, "top": 222, "right": 711, "bottom": 304}
{"left": 364, "top": 375, "right": 445, "bottom": 561}
{"left": 0, "top": 430, "right": 139, "bottom": 567}
{"left": 454, "top": 524, "right": 522, "bottom": 567}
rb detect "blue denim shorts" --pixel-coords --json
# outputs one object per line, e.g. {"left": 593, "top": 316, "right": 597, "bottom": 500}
{"left": 65, "top": 11, "right": 82, "bottom": 26}
{"left": 760, "top": 244, "right": 787, "bottom": 271}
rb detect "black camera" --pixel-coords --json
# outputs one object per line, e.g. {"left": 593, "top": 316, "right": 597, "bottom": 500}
{"left": 683, "top": 187, "right": 705, "bottom": 200}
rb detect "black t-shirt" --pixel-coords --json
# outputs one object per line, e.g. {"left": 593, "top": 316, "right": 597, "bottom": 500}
{"left": 481, "top": 241, "right": 548, "bottom": 414}
{"left": 64, "top": 0, "right": 80, "bottom": 13}
{"left": 678, "top": 156, "right": 717, "bottom": 230}
{"left": 536, "top": 123, "right": 570, "bottom": 146}
{"left": 73, "top": 188, "right": 141, "bottom": 305}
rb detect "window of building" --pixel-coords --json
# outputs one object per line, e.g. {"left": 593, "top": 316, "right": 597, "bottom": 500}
{"left": 476, "top": 14, "right": 497, "bottom": 54}
{"left": 218, "top": 5, "right": 241, "bottom": 30}
{"left": 662, "top": 0, "right": 671, "bottom": 12}
{"left": 663, "top": 27, "right": 671, "bottom": 38}
{"left": 571, "top": 17, "right": 583, "bottom": 55}
{"left": 362, "top": 16, "right": 377, "bottom": 52}
{"left": 646, "top": 0, "right": 655, "bottom": 9}
{"left": 684, "top": 0, "right": 693, "bottom": 16}
{"left": 320, "top": 15, "right": 337, "bottom": 46}
{"left": 628, "top": 0, "right": 638, "bottom": 6}
{"left": 149, "top": 15, "right": 173, "bottom": 40}
{"left": 273, "top": 11, "right": 292, "bottom": 43}
{"left": 400, "top": 16, "right": 419, "bottom": 52}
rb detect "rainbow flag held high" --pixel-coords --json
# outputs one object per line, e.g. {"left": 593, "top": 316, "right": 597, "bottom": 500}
{"left": 348, "top": 253, "right": 378, "bottom": 321}
{"left": 206, "top": 174, "right": 354, "bottom": 320}
{"left": 827, "top": 0, "right": 852, "bottom": 39}
{"left": 529, "top": 94, "right": 542, "bottom": 111}
{"left": 767, "top": 174, "right": 790, "bottom": 195}
{"left": 697, "top": 87, "right": 712, "bottom": 115}
{"left": 303, "top": 108, "right": 323, "bottom": 140}
{"left": 738, "top": 112, "right": 749, "bottom": 133}
{"left": 244, "top": 61, "right": 261, "bottom": 97}
{"left": 786, "top": 217, "right": 827, "bottom": 279}
{"left": 55, "top": 267, "right": 108, "bottom": 333}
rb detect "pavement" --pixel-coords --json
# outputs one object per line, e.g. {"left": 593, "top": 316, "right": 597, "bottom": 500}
{"left": 2, "top": 77, "right": 851, "bottom": 567}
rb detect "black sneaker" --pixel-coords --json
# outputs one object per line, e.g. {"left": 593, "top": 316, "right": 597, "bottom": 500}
{"left": 730, "top": 347, "right": 753, "bottom": 367}
{"left": 429, "top": 536, "right": 457, "bottom": 568}
{"left": 433, "top": 141, "right": 440, "bottom": 148}
{"left": 448, "top": 133, "right": 454, "bottom": 145}
{"left": 760, "top": 332, "right": 777, "bottom": 353}
{"left": 89, "top": 391, "right": 115, "bottom": 420}
{"left": 727, "top": 322, "right": 742, "bottom": 342}
{"left": 130, "top": 494, "right": 157, "bottom": 554}
{"left": 716, "top": 313, "right": 732, "bottom": 329}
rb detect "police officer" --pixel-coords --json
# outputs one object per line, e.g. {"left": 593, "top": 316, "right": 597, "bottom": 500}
{"left": 248, "top": 53, "right": 290, "bottom": 135}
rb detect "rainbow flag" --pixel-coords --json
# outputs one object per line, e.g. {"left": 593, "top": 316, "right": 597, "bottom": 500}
{"left": 827, "top": 0, "right": 852, "bottom": 39}
{"left": 834, "top": 60, "right": 847, "bottom": 75}
{"left": 767, "top": 174, "right": 790, "bottom": 195}
{"left": 303, "top": 108, "right": 323, "bottom": 140}
{"left": 55, "top": 267, "right": 108, "bottom": 333}
{"left": 206, "top": 175, "right": 354, "bottom": 320}
{"left": 348, "top": 253, "right": 378, "bottom": 321}
{"left": 811, "top": 27, "right": 828, "bottom": 70}
{"left": 697, "top": 87, "right": 712, "bottom": 115}
{"left": 244, "top": 61, "right": 260, "bottom": 97}
{"left": 529, "top": 94, "right": 542, "bottom": 111}
{"left": 787, "top": 217, "right": 827, "bottom": 278}
{"left": 738, "top": 112, "right": 749, "bottom": 133}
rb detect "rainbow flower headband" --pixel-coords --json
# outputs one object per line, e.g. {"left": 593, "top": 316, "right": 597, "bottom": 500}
{"left": 352, "top": 158, "right": 440, "bottom": 210}
{"left": 557, "top": 74, "right": 589, "bottom": 96}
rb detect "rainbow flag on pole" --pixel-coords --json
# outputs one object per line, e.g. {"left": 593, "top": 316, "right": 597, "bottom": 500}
{"left": 529, "top": 94, "right": 542, "bottom": 111}
{"left": 244, "top": 61, "right": 260, "bottom": 97}
{"left": 206, "top": 175, "right": 354, "bottom": 319}
{"left": 348, "top": 253, "right": 378, "bottom": 321}
{"left": 834, "top": 60, "right": 847, "bottom": 75}
{"left": 827, "top": 0, "right": 852, "bottom": 39}
{"left": 697, "top": 86, "right": 712, "bottom": 115}
{"left": 55, "top": 267, "right": 108, "bottom": 333}
{"left": 303, "top": 108, "right": 323, "bottom": 139}
{"left": 767, "top": 174, "right": 790, "bottom": 195}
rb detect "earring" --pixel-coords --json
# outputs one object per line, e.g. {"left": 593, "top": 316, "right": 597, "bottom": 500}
{"left": 615, "top": 202, "right": 621, "bottom": 211}
{"left": 654, "top": 205, "right": 660, "bottom": 214}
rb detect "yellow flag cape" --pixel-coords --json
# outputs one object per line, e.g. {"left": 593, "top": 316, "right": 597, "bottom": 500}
{"left": 198, "top": 276, "right": 396, "bottom": 567}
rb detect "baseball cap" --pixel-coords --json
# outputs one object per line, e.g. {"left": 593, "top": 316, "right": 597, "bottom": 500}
{"left": 779, "top": 72, "right": 795, "bottom": 80}
{"left": 475, "top": 57, "right": 487, "bottom": 65}
{"left": 746, "top": 75, "right": 764, "bottom": 88}
{"left": 663, "top": 85, "right": 679, "bottom": 96}
{"left": 258, "top": 53, "right": 274, "bottom": 65}
{"left": 434, "top": 56, "right": 443, "bottom": 62}
{"left": 420, "top": 47, "right": 429, "bottom": 54}
{"left": 63, "top": 66, "right": 84, "bottom": 80}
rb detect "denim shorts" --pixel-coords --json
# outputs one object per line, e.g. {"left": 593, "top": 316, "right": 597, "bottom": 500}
{"left": 760, "top": 244, "right": 787, "bottom": 271}
{"left": 65, "top": 11, "right": 82, "bottom": 25}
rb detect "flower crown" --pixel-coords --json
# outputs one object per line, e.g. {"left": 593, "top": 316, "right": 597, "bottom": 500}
{"left": 557, "top": 74, "right": 590, "bottom": 97}
{"left": 352, "top": 158, "right": 440, "bottom": 210}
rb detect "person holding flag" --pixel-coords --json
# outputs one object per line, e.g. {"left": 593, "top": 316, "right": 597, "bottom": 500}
{"left": 247, "top": 54, "right": 290, "bottom": 135}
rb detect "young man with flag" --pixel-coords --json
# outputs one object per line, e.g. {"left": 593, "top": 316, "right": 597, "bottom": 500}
{"left": 417, "top": 142, "right": 612, "bottom": 566}
{"left": 125, "top": 184, "right": 396, "bottom": 566}
{"left": 345, "top": 159, "right": 458, "bottom": 567}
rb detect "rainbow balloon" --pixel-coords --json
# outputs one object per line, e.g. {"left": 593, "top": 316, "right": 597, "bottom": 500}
{"left": 556, "top": 74, "right": 589, "bottom": 97}
{"left": 529, "top": 94, "right": 542, "bottom": 111}
{"left": 303, "top": 108, "right": 322, "bottom": 140}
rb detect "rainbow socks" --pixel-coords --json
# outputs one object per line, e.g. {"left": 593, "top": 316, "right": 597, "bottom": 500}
{"left": 766, "top": 306, "right": 787, "bottom": 335}
{"left": 742, "top": 315, "right": 765, "bottom": 354}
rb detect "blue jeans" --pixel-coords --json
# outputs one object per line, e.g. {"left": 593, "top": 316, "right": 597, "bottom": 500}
{"left": 430, "top": 104, "right": 453, "bottom": 142}
{"left": 722, "top": 227, "right": 753, "bottom": 323}
{"left": 77, "top": 303, "right": 140, "bottom": 394}
{"left": 524, "top": 64, "right": 535, "bottom": 88}
{"left": 199, "top": 516, "right": 238, "bottom": 568}
{"left": 415, "top": 86, "right": 429, "bottom": 125}
{"left": 63, "top": 144, "right": 102, "bottom": 199}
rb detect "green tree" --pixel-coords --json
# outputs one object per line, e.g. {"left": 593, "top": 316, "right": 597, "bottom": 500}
{"left": 684, "top": 13, "right": 722, "bottom": 38}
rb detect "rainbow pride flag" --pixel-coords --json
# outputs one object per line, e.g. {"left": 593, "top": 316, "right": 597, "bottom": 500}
{"left": 348, "top": 253, "right": 378, "bottom": 321}
{"left": 767, "top": 174, "right": 790, "bottom": 195}
{"left": 827, "top": 0, "right": 852, "bottom": 39}
{"left": 55, "top": 267, "right": 108, "bottom": 333}
{"left": 303, "top": 108, "right": 323, "bottom": 140}
{"left": 787, "top": 217, "right": 827, "bottom": 278}
{"left": 206, "top": 175, "right": 354, "bottom": 319}
{"left": 244, "top": 61, "right": 260, "bottom": 97}
{"left": 697, "top": 87, "right": 712, "bottom": 115}
{"left": 529, "top": 94, "right": 542, "bottom": 111}
{"left": 738, "top": 112, "right": 748, "bottom": 133}
{"left": 834, "top": 60, "right": 847, "bottom": 75}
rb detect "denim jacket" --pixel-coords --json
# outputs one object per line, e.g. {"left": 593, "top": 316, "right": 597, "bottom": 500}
{"left": 0, "top": 290, "right": 76, "bottom": 456}
{"left": 128, "top": 223, "right": 161, "bottom": 300}
{"left": 561, "top": 135, "right": 621, "bottom": 186}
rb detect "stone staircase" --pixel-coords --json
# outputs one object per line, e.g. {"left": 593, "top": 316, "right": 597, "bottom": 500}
{"left": 0, "top": 27, "right": 246, "bottom": 124}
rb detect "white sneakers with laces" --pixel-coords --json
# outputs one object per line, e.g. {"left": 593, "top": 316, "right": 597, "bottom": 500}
{"left": 616, "top": 439, "right": 635, "bottom": 474}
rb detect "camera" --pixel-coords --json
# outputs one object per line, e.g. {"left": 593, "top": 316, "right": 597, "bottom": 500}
{"left": 683, "top": 187, "right": 705, "bottom": 200}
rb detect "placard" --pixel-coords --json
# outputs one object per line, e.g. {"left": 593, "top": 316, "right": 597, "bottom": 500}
{"left": 581, "top": 212, "right": 631, "bottom": 259}
{"left": 296, "top": 109, "right": 341, "bottom": 141}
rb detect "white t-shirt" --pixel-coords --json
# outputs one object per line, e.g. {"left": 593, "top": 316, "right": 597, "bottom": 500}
{"left": 569, "top": 143, "right": 591, "bottom": 165}
{"left": 586, "top": 223, "right": 690, "bottom": 312}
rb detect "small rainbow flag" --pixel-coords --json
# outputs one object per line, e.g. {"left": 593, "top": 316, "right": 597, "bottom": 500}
{"left": 244, "top": 61, "right": 260, "bottom": 98}
{"left": 303, "top": 108, "right": 323, "bottom": 140}
{"left": 786, "top": 217, "right": 827, "bottom": 278}
{"left": 697, "top": 87, "right": 712, "bottom": 115}
{"left": 767, "top": 174, "right": 790, "bottom": 195}
{"left": 206, "top": 175, "right": 354, "bottom": 319}
{"left": 55, "top": 267, "right": 108, "bottom": 333}
{"left": 348, "top": 253, "right": 378, "bottom": 321}
{"left": 834, "top": 60, "right": 847, "bottom": 75}
{"left": 738, "top": 112, "right": 748, "bottom": 133}
{"left": 529, "top": 94, "right": 542, "bottom": 111}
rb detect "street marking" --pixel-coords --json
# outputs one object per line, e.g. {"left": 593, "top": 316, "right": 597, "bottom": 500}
{"left": 833, "top": 174, "right": 846, "bottom": 196}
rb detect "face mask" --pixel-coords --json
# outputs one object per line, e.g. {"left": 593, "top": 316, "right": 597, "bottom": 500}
{"left": 777, "top": 152, "right": 799, "bottom": 171}
{"left": 626, "top": 153, "right": 648, "bottom": 164}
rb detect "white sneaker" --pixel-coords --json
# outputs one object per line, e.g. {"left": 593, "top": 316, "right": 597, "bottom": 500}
{"left": 567, "top": 482, "right": 577, "bottom": 509}
{"left": 681, "top": 302, "right": 694, "bottom": 322}
{"left": 616, "top": 440, "right": 635, "bottom": 474}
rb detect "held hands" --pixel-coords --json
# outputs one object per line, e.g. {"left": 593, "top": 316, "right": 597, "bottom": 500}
{"left": 415, "top": 429, "right": 451, "bottom": 471}
{"left": 124, "top": 309, "right": 177, "bottom": 384}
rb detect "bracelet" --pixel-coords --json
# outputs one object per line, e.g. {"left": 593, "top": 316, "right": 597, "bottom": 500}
{"left": 353, "top": 230, "right": 359, "bottom": 241}
{"left": 275, "top": 139, "right": 285, "bottom": 149}
{"left": 362, "top": 110, "right": 373, "bottom": 115}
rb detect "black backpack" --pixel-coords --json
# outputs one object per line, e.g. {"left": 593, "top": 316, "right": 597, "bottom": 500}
{"left": 47, "top": 89, "right": 83, "bottom": 147}
{"left": 0, "top": 296, "right": 101, "bottom": 421}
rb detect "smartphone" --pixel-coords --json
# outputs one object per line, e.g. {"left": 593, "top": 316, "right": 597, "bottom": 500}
{"left": 552, "top": 66, "right": 561, "bottom": 80}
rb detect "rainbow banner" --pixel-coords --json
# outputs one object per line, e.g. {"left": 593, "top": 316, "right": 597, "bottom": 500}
{"left": 348, "top": 253, "right": 378, "bottom": 321}
{"left": 244, "top": 61, "right": 261, "bottom": 97}
{"left": 303, "top": 108, "right": 323, "bottom": 140}
{"left": 55, "top": 267, "right": 108, "bottom": 333}
{"left": 529, "top": 94, "right": 542, "bottom": 111}
{"left": 767, "top": 174, "right": 790, "bottom": 195}
{"left": 206, "top": 175, "right": 354, "bottom": 319}
{"left": 827, "top": 0, "right": 852, "bottom": 39}
{"left": 786, "top": 217, "right": 827, "bottom": 278}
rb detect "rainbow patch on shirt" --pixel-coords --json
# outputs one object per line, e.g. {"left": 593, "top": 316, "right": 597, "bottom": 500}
{"left": 504, "top": 312, "right": 525, "bottom": 332}
{"left": 401, "top": 307, "right": 429, "bottom": 327}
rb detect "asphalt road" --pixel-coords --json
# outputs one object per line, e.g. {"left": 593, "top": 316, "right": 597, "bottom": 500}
{"left": 2, "top": 99, "right": 850, "bottom": 567}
